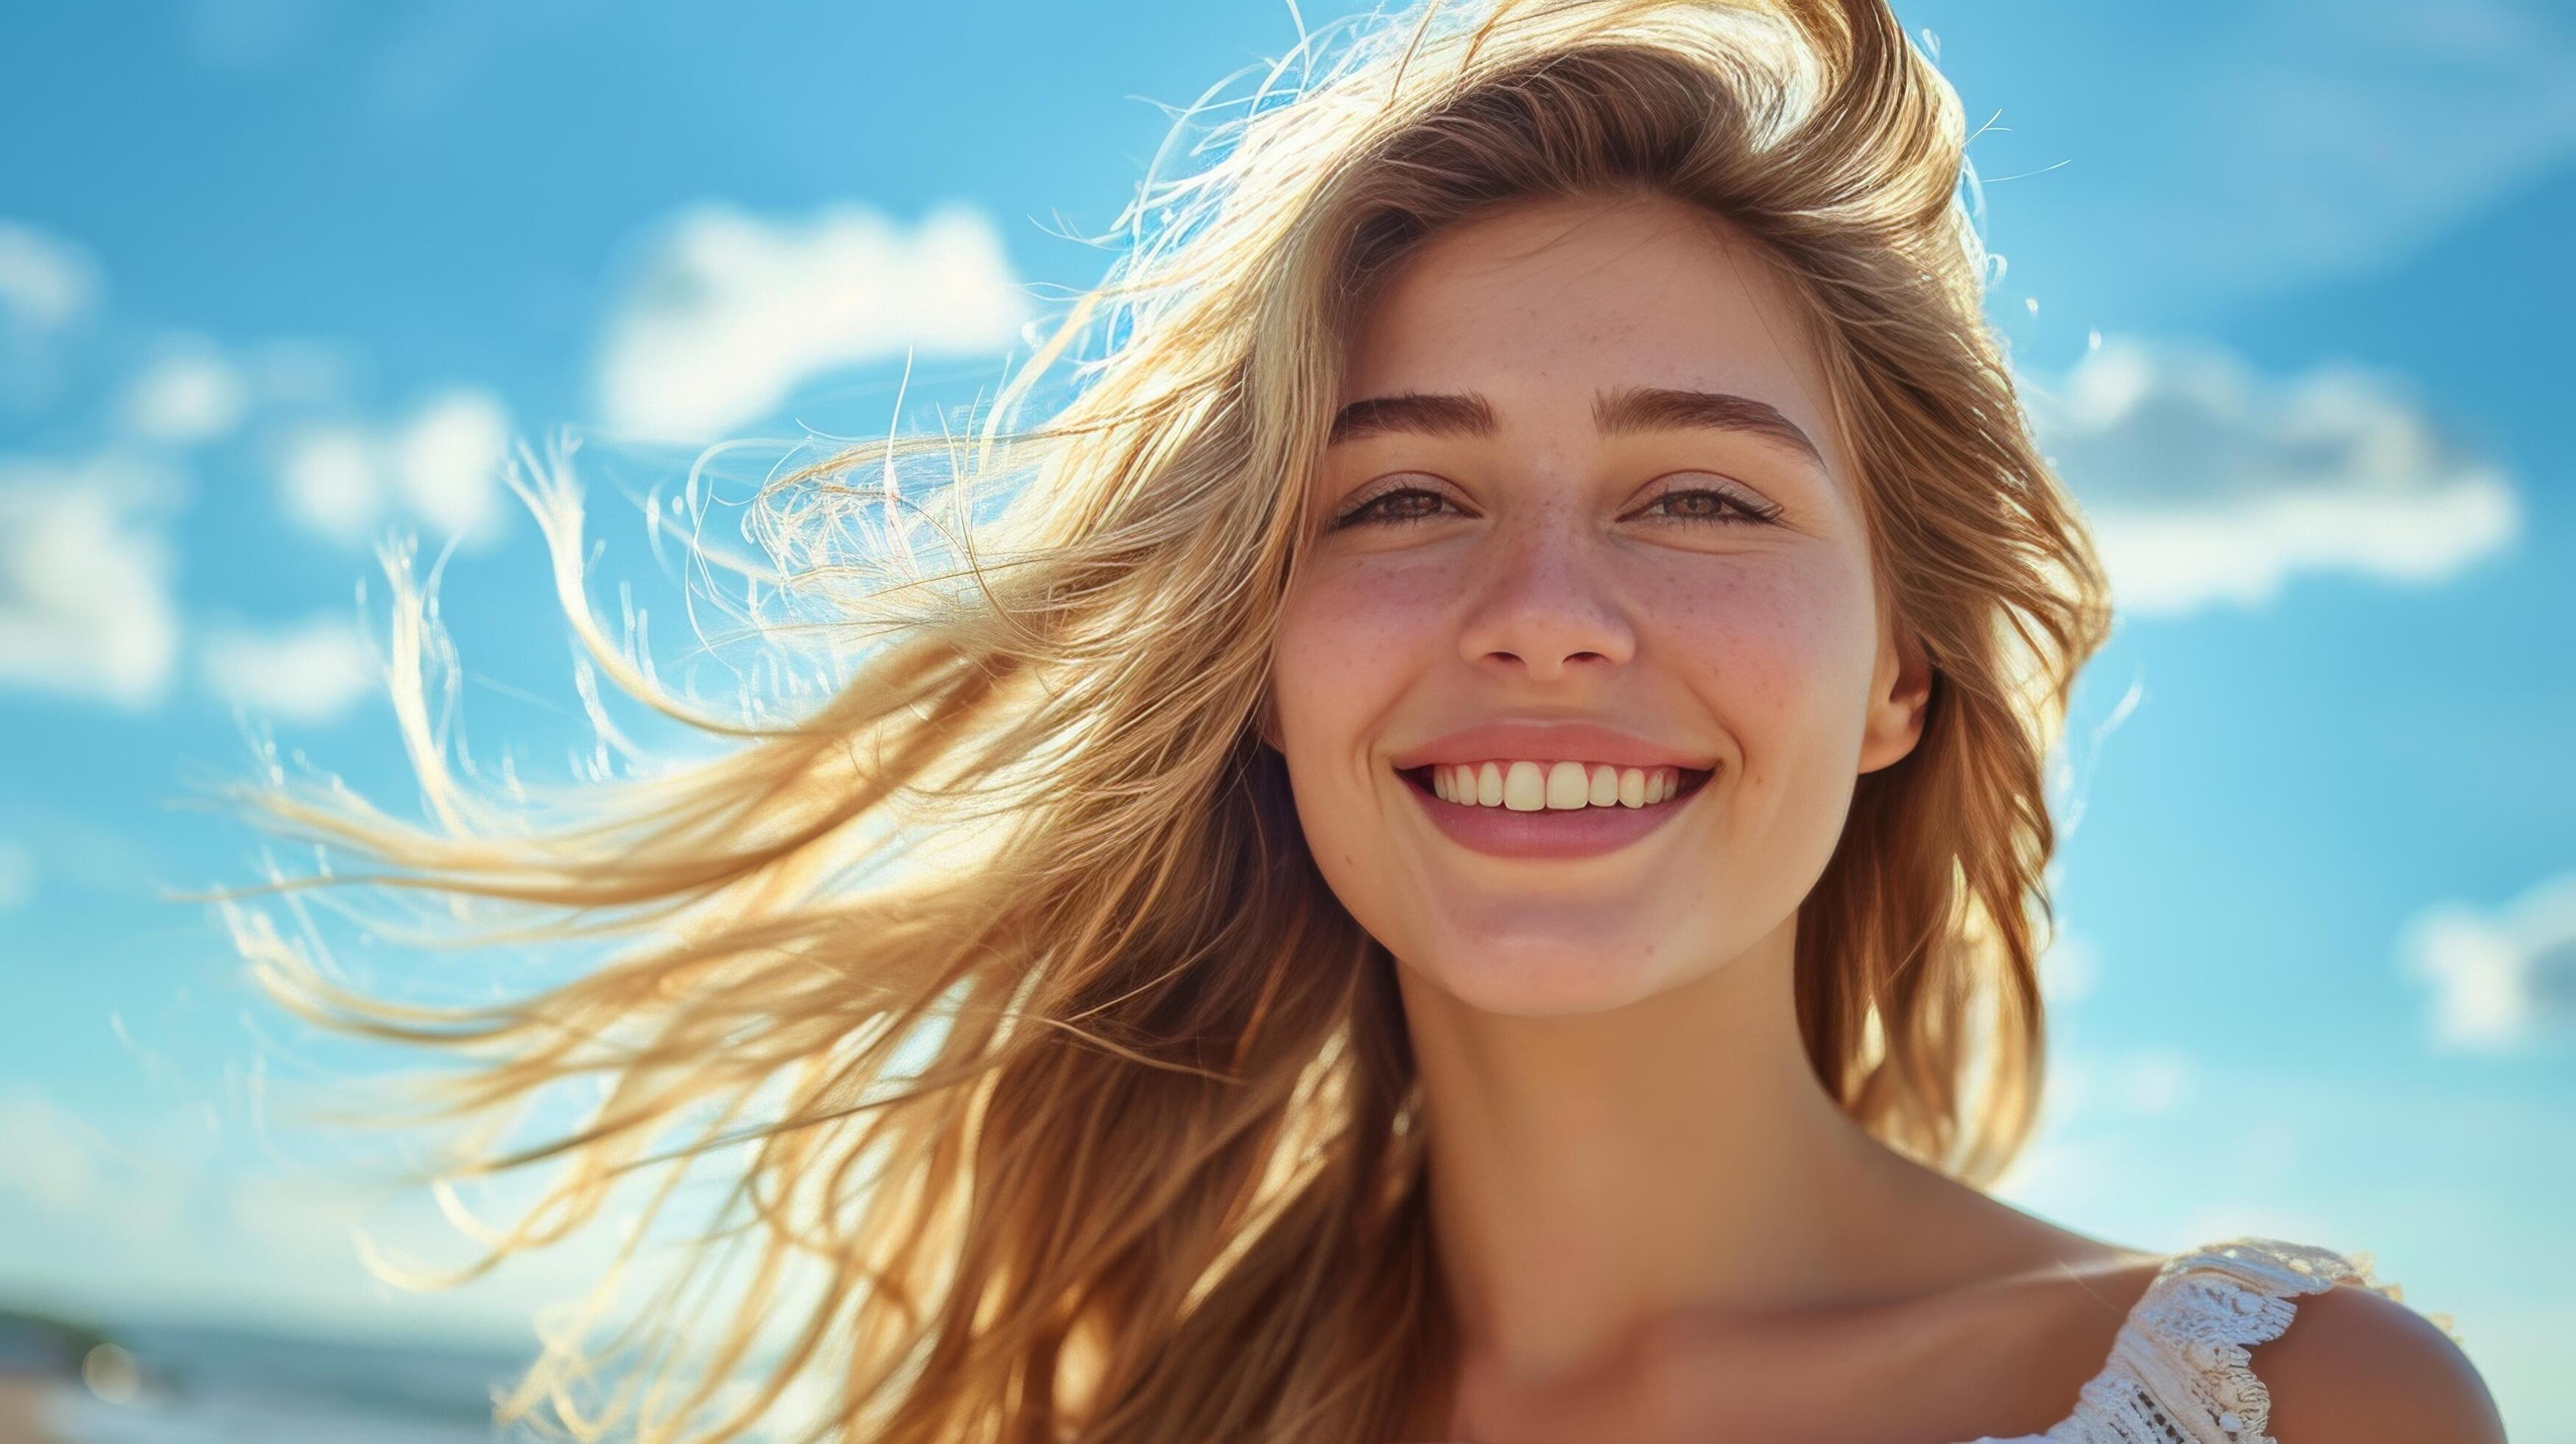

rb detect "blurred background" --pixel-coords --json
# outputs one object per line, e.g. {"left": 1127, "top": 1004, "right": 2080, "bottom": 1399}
{"left": 1, "top": 1, "right": 2569, "bottom": 1440}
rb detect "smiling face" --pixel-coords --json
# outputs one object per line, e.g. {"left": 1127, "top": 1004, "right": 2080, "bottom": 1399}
{"left": 1267, "top": 192, "right": 1931, "bottom": 1017}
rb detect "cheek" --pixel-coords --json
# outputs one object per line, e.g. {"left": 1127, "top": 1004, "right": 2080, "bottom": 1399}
{"left": 1272, "top": 557, "right": 1455, "bottom": 745}
{"left": 1641, "top": 553, "right": 1876, "bottom": 745}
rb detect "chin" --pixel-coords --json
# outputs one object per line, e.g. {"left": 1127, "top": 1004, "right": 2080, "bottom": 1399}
{"left": 1395, "top": 932, "right": 1681, "bottom": 1018}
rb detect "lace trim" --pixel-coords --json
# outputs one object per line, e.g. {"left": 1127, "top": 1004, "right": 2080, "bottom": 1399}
{"left": 2040, "top": 1235, "right": 2460, "bottom": 1444}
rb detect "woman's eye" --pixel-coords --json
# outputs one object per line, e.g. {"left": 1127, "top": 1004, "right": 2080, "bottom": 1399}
{"left": 1642, "top": 486, "right": 1781, "bottom": 526}
{"left": 1332, "top": 486, "right": 1456, "bottom": 530}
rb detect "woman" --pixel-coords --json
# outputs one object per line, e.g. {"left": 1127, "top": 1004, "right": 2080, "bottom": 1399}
{"left": 213, "top": 1, "right": 2504, "bottom": 1440}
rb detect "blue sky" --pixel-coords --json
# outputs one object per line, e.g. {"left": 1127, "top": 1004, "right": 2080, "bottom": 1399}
{"left": 1, "top": 0, "right": 2570, "bottom": 1434}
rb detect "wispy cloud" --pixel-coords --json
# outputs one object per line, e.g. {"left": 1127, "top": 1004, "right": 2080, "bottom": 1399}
{"left": 0, "top": 218, "right": 105, "bottom": 412}
{"left": 0, "top": 1086, "right": 105, "bottom": 1212}
{"left": 2032, "top": 337, "right": 2520, "bottom": 615}
{"left": 2039, "top": 928, "right": 2102, "bottom": 1004}
{"left": 199, "top": 611, "right": 379, "bottom": 726}
{"left": 2046, "top": 0, "right": 2576, "bottom": 306}
{"left": 273, "top": 387, "right": 513, "bottom": 550}
{"left": 0, "top": 449, "right": 185, "bottom": 708}
{"left": 0, "top": 838, "right": 30, "bottom": 912}
{"left": 0, "top": 218, "right": 101, "bottom": 332}
{"left": 2400, "top": 872, "right": 2576, "bottom": 1052}
{"left": 119, "top": 334, "right": 253, "bottom": 447}
{"left": 2046, "top": 1047, "right": 2203, "bottom": 1124}
{"left": 182, "top": 0, "right": 326, "bottom": 70}
{"left": 592, "top": 203, "right": 1028, "bottom": 445}
{"left": 0, "top": 218, "right": 504, "bottom": 717}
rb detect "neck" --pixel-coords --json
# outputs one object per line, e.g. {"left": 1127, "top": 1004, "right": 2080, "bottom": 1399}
{"left": 1397, "top": 908, "right": 1919, "bottom": 1381}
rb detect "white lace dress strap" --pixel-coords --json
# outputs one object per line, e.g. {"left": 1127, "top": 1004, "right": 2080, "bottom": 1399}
{"left": 2031, "top": 1235, "right": 2460, "bottom": 1444}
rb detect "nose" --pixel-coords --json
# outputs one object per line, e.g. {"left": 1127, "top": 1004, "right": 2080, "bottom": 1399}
{"left": 1454, "top": 510, "right": 1638, "bottom": 682}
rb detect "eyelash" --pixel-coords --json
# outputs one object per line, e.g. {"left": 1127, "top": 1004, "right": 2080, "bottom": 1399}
{"left": 1329, "top": 481, "right": 1784, "bottom": 531}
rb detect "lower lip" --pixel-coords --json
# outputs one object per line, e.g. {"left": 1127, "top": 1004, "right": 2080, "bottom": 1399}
{"left": 1400, "top": 767, "right": 1709, "bottom": 859}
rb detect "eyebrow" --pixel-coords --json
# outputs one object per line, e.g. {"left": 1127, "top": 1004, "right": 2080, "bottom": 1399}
{"left": 1327, "top": 385, "right": 1825, "bottom": 466}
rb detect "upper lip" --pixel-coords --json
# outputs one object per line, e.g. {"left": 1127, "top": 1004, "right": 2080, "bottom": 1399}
{"left": 1389, "top": 721, "right": 1717, "bottom": 771}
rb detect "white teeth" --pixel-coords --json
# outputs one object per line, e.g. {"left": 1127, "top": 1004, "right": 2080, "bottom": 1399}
{"left": 1422, "top": 762, "right": 1694, "bottom": 810}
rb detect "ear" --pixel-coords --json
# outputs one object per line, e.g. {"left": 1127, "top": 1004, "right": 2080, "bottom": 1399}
{"left": 1857, "top": 620, "right": 1934, "bottom": 775}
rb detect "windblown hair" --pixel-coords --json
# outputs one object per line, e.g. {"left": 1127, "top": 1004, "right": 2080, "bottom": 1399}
{"left": 207, "top": 1, "right": 2111, "bottom": 1440}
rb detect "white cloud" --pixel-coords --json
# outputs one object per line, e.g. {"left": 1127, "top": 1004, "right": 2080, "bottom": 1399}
{"left": 2399, "top": 872, "right": 2576, "bottom": 1052}
{"left": 274, "top": 387, "right": 513, "bottom": 550}
{"left": 223, "top": 1171, "right": 387, "bottom": 1262}
{"left": 0, "top": 1087, "right": 105, "bottom": 1211}
{"left": 120, "top": 334, "right": 252, "bottom": 446}
{"left": 392, "top": 388, "right": 512, "bottom": 535}
{"left": 0, "top": 219, "right": 101, "bottom": 332}
{"left": 2032, "top": 337, "right": 2520, "bottom": 615}
{"left": 2039, "top": 1046, "right": 2200, "bottom": 1124}
{"left": 1986, "top": 1044, "right": 2201, "bottom": 1212}
{"left": 2039, "top": 928, "right": 2100, "bottom": 1004}
{"left": 234, "top": 336, "right": 355, "bottom": 409}
{"left": 0, "top": 220, "right": 103, "bottom": 413}
{"left": 279, "top": 421, "right": 377, "bottom": 541}
{"left": 594, "top": 202, "right": 1028, "bottom": 444}
{"left": 200, "top": 611, "right": 379, "bottom": 725}
{"left": 2105, "top": 1048, "right": 2197, "bottom": 1117}
{"left": 0, "top": 450, "right": 185, "bottom": 708}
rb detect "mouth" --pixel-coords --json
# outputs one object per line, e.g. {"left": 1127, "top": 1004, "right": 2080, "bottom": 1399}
{"left": 1394, "top": 761, "right": 1715, "bottom": 860}
{"left": 1391, "top": 763, "right": 1710, "bottom": 805}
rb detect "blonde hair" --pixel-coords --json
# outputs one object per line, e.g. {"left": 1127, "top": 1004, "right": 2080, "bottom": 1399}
{"left": 205, "top": 1, "right": 2111, "bottom": 1439}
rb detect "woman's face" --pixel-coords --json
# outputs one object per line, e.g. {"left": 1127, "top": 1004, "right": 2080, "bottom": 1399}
{"left": 1268, "top": 192, "right": 1929, "bottom": 1017}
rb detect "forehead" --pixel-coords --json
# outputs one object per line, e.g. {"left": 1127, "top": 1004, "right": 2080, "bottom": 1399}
{"left": 1337, "top": 194, "right": 1846, "bottom": 471}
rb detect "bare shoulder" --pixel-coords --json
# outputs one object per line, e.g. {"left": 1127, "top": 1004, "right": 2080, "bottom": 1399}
{"left": 2254, "top": 1278, "right": 2507, "bottom": 1444}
